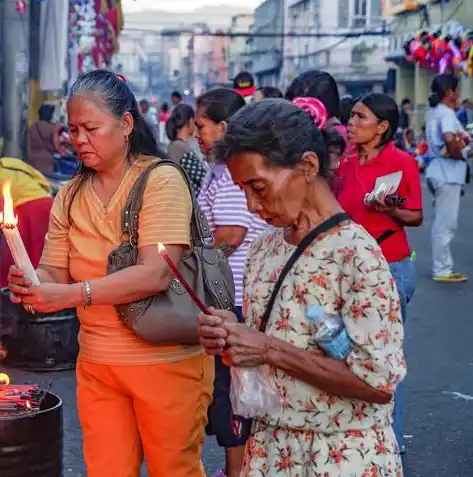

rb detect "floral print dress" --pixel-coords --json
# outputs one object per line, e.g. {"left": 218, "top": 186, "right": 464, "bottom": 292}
{"left": 241, "top": 222, "right": 406, "bottom": 477}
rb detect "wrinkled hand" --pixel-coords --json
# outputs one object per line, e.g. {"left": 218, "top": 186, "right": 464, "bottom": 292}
{"left": 197, "top": 307, "right": 237, "bottom": 355}
{"left": 222, "top": 322, "right": 272, "bottom": 367}
{"left": 8, "top": 266, "right": 79, "bottom": 314}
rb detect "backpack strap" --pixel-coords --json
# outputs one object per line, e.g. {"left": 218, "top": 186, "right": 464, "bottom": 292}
{"left": 258, "top": 212, "right": 351, "bottom": 333}
{"left": 120, "top": 159, "right": 212, "bottom": 247}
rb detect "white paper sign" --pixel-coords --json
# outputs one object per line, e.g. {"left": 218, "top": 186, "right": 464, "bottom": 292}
{"left": 373, "top": 171, "right": 402, "bottom": 194}
{"left": 365, "top": 171, "right": 403, "bottom": 204}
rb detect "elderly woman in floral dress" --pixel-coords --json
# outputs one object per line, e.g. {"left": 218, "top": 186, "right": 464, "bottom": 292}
{"left": 198, "top": 99, "right": 406, "bottom": 477}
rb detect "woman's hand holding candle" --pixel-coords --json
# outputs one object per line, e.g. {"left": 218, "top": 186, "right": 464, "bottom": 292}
{"left": 8, "top": 265, "right": 83, "bottom": 313}
{"left": 1, "top": 181, "right": 40, "bottom": 286}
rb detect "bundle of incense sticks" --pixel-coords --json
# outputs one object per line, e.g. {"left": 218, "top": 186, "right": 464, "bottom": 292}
{"left": 0, "top": 384, "right": 43, "bottom": 412}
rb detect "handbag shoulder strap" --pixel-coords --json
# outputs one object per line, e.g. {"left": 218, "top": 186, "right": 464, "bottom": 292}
{"left": 121, "top": 158, "right": 212, "bottom": 247}
{"left": 258, "top": 212, "right": 351, "bottom": 333}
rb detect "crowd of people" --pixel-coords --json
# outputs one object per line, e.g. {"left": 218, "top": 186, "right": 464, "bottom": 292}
{"left": 0, "top": 67, "right": 470, "bottom": 477}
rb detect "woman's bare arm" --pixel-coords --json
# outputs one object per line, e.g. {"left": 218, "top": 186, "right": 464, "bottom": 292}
{"left": 65, "top": 244, "right": 185, "bottom": 307}
{"left": 36, "top": 266, "right": 71, "bottom": 285}
{"left": 265, "top": 337, "right": 391, "bottom": 404}
{"left": 388, "top": 207, "right": 423, "bottom": 226}
{"left": 214, "top": 225, "right": 247, "bottom": 257}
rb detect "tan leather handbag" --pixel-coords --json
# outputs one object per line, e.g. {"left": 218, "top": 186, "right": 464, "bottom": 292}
{"left": 107, "top": 159, "right": 235, "bottom": 344}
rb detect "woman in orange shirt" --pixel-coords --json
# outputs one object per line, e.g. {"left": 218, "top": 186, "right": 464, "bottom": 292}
{"left": 7, "top": 70, "right": 213, "bottom": 477}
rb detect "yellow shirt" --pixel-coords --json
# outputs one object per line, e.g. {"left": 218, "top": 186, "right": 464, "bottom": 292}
{"left": 40, "top": 156, "right": 202, "bottom": 365}
{"left": 0, "top": 157, "right": 50, "bottom": 208}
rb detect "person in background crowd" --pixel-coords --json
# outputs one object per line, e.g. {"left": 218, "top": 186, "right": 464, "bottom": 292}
{"left": 0, "top": 157, "right": 53, "bottom": 288}
{"left": 339, "top": 94, "right": 356, "bottom": 126}
{"left": 456, "top": 98, "right": 473, "bottom": 127}
{"left": 425, "top": 73, "right": 468, "bottom": 283}
{"left": 139, "top": 99, "right": 158, "bottom": 128}
{"left": 8, "top": 70, "right": 212, "bottom": 477}
{"left": 291, "top": 97, "right": 346, "bottom": 178}
{"left": 252, "top": 86, "right": 283, "bottom": 101}
{"left": 399, "top": 98, "right": 412, "bottom": 131}
{"left": 195, "top": 88, "right": 267, "bottom": 477}
{"left": 336, "top": 92, "right": 423, "bottom": 452}
{"left": 286, "top": 70, "right": 346, "bottom": 143}
{"left": 233, "top": 71, "right": 256, "bottom": 104}
{"left": 28, "top": 104, "right": 60, "bottom": 175}
{"left": 199, "top": 99, "right": 406, "bottom": 477}
{"left": 166, "top": 104, "right": 207, "bottom": 195}
{"left": 171, "top": 91, "right": 182, "bottom": 107}
{"left": 159, "top": 103, "right": 170, "bottom": 124}
{"left": 414, "top": 125, "right": 430, "bottom": 171}
{"left": 286, "top": 70, "right": 351, "bottom": 172}
{"left": 404, "top": 128, "right": 417, "bottom": 155}
{"left": 158, "top": 103, "right": 171, "bottom": 145}
{"left": 139, "top": 99, "right": 149, "bottom": 116}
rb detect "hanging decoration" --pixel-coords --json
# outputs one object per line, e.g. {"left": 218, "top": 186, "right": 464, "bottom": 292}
{"left": 15, "top": 0, "right": 26, "bottom": 14}
{"left": 403, "top": 27, "right": 473, "bottom": 77}
{"left": 68, "top": 0, "right": 124, "bottom": 83}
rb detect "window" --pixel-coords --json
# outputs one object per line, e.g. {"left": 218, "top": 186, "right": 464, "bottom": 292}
{"left": 351, "top": 48, "right": 364, "bottom": 64}
{"left": 352, "top": 0, "right": 368, "bottom": 28}
{"left": 354, "top": 0, "right": 367, "bottom": 16}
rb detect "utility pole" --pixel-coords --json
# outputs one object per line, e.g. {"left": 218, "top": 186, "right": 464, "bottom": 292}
{"left": 1, "top": 0, "right": 29, "bottom": 157}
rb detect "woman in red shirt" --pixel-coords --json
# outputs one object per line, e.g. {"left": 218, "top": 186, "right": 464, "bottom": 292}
{"left": 336, "top": 93, "right": 423, "bottom": 452}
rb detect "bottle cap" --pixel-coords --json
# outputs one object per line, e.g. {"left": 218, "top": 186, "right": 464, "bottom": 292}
{"left": 306, "top": 305, "right": 326, "bottom": 323}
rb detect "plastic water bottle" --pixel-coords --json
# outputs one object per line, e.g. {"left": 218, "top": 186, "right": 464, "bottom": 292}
{"left": 306, "top": 305, "right": 353, "bottom": 360}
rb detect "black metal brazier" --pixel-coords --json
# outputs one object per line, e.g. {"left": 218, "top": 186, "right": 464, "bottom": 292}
{"left": 0, "top": 290, "right": 79, "bottom": 372}
{"left": 0, "top": 391, "right": 63, "bottom": 477}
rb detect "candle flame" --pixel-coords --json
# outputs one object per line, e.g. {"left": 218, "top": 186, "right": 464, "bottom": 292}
{"left": 157, "top": 242, "right": 165, "bottom": 254}
{"left": 0, "top": 181, "right": 18, "bottom": 227}
{"left": 0, "top": 373, "right": 10, "bottom": 385}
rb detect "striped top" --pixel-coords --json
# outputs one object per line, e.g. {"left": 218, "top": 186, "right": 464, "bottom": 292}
{"left": 40, "top": 156, "right": 203, "bottom": 365}
{"left": 197, "top": 164, "right": 267, "bottom": 306}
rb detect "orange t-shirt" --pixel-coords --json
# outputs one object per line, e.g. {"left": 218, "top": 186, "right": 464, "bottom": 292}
{"left": 40, "top": 156, "right": 202, "bottom": 365}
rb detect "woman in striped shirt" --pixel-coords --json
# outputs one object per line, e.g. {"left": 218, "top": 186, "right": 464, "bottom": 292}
{"left": 195, "top": 88, "right": 267, "bottom": 477}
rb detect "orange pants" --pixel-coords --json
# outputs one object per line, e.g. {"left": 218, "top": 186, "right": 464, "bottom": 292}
{"left": 76, "top": 354, "right": 214, "bottom": 477}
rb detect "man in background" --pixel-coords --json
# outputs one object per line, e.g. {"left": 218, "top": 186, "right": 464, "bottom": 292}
{"left": 456, "top": 99, "right": 473, "bottom": 127}
{"left": 399, "top": 98, "right": 412, "bottom": 131}
{"left": 139, "top": 99, "right": 157, "bottom": 128}
{"left": 233, "top": 71, "right": 256, "bottom": 103}
{"left": 171, "top": 91, "right": 182, "bottom": 107}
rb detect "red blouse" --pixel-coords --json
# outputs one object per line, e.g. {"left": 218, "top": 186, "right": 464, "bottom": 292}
{"left": 335, "top": 141, "right": 422, "bottom": 263}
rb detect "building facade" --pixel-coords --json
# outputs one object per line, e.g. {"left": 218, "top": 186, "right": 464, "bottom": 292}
{"left": 282, "top": 0, "right": 388, "bottom": 96}
{"left": 245, "top": 0, "right": 285, "bottom": 87}
{"left": 227, "top": 14, "right": 254, "bottom": 81}
{"left": 385, "top": 0, "right": 473, "bottom": 131}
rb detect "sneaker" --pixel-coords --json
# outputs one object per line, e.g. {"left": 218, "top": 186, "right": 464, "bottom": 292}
{"left": 211, "top": 471, "right": 227, "bottom": 477}
{"left": 433, "top": 272, "right": 468, "bottom": 283}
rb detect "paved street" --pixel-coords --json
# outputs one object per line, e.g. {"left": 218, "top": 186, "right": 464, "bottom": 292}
{"left": 2, "top": 181, "right": 473, "bottom": 476}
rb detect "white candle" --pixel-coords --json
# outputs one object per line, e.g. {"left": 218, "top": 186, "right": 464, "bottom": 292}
{"left": 1, "top": 225, "right": 40, "bottom": 286}
{"left": 1, "top": 181, "right": 40, "bottom": 286}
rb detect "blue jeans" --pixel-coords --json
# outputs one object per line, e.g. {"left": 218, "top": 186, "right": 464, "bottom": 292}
{"left": 389, "top": 258, "right": 416, "bottom": 449}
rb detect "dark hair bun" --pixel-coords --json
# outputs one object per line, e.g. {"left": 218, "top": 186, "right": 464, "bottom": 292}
{"left": 166, "top": 104, "right": 195, "bottom": 141}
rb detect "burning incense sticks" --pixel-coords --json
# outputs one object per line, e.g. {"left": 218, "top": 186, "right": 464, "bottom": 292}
{"left": 157, "top": 242, "right": 209, "bottom": 314}
{"left": 0, "top": 182, "right": 40, "bottom": 286}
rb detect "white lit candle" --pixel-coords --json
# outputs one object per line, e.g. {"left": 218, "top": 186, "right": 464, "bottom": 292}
{"left": 0, "top": 181, "right": 40, "bottom": 286}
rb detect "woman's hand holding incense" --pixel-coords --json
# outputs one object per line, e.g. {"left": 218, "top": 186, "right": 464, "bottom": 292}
{"left": 197, "top": 307, "right": 237, "bottom": 355}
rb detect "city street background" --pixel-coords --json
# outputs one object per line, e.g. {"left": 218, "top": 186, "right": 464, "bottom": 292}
{"left": 4, "top": 180, "right": 473, "bottom": 477}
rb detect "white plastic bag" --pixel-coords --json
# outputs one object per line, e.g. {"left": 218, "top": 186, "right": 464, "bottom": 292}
{"left": 230, "top": 366, "right": 279, "bottom": 419}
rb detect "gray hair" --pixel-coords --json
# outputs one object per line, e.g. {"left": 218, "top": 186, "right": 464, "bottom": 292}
{"left": 69, "top": 69, "right": 159, "bottom": 157}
